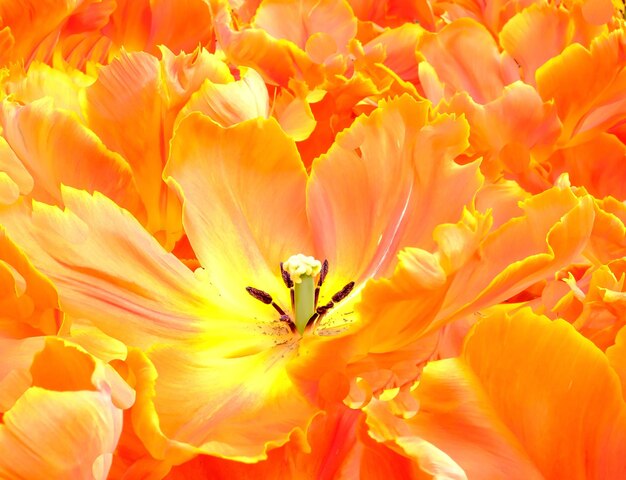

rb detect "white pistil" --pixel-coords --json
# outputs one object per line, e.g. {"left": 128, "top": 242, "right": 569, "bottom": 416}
{"left": 283, "top": 254, "right": 322, "bottom": 334}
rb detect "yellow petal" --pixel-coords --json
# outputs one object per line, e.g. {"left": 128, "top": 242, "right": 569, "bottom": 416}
{"left": 165, "top": 113, "right": 311, "bottom": 307}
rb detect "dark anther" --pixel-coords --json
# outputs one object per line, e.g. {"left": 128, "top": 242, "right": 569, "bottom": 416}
{"left": 318, "top": 259, "right": 329, "bottom": 286}
{"left": 247, "top": 287, "right": 287, "bottom": 317}
{"left": 331, "top": 281, "right": 355, "bottom": 303}
{"left": 246, "top": 286, "right": 272, "bottom": 304}
{"left": 316, "top": 302, "right": 334, "bottom": 315}
{"left": 280, "top": 263, "right": 294, "bottom": 288}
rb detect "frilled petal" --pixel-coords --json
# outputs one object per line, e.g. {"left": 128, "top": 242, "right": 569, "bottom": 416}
{"left": 127, "top": 343, "right": 317, "bottom": 463}
{"left": 417, "top": 19, "right": 519, "bottom": 104}
{"left": 536, "top": 30, "right": 626, "bottom": 144}
{"left": 354, "top": 187, "right": 594, "bottom": 387}
{"left": 212, "top": 2, "right": 324, "bottom": 87}
{"left": 366, "top": 309, "right": 626, "bottom": 479}
{"left": 498, "top": 3, "right": 606, "bottom": 84}
{"left": 179, "top": 68, "right": 270, "bottom": 127}
{"left": 253, "top": 0, "right": 357, "bottom": 54}
{"left": 0, "top": 189, "right": 221, "bottom": 348}
{"left": 0, "top": 336, "right": 132, "bottom": 479}
{"left": 308, "top": 94, "right": 481, "bottom": 293}
{"left": 0, "top": 98, "right": 143, "bottom": 216}
{"left": 83, "top": 51, "right": 182, "bottom": 246}
{"left": 167, "top": 404, "right": 429, "bottom": 479}
{"left": 165, "top": 112, "right": 312, "bottom": 307}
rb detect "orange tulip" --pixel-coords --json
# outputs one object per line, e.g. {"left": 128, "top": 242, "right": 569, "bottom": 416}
{"left": 365, "top": 308, "right": 626, "bottom": 479}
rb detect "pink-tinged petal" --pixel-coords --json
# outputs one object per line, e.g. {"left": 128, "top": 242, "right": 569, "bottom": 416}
{"left": 500, "top": 5, "right": 568, "bottom": 83}
{"left": 417, "top": 19, "right": 519, "bottom": 104}
{"left": 363, "top": 23, "right": 423, "bottom": 85}
{"left": 84, "top": 51, "right": 180, "bottom": 246}
{"left": 437, "top": 82, "right": 561, "bottom": 182}
{"left": 0, "top": 98, "right": 143, "bottom": 216}
{"left": 0, "top": 337, "right": 44, "bottom": 411}
{"left": 587, "top": 197, "right": 626, "bottom": 264}
{"left": 308, "top": 94, "right": 481, "bottom": 291}
{"left": 127, "top": 343, "right": 317, "bottom": 463}
{"left": 0, "top": 336, "right": 132, "bottom": 479}
{"left": 165, "top": 113, "right": 311, "bottom": 304}
{"left": 367, "top": 309, "right": 626, "bottom": 479}
{"left": 0, "top": 387, "right": 122, "bottom": 479}
{"left": 0, "top": 189, "right": 218, "bottom": 348}
{"left": 212, "top": 2, "right": 324, "bottom": 87}
{"left": 253, "top": 0, "right": 357, "bottom": 54}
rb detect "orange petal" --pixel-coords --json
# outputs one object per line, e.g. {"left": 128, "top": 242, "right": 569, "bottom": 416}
{"left": 84, "top": 51, "right": 181, "bottom": 246}
{"left": 165, "top": 113, "right": 312, "bottom": 305}
{"left": 367, "top": 309, "right": 626, "bottom": 478}
{"left": 127, "top": 344, "right": 317, "bottom": 463}
{"left": 536, "top": 30, "right": 626, "bottom": 144}
{"left": 0, "top": 189, "right": 217, "bottom": 348}
{"left": 363, "top": 23, "right": 423, "bottom": 85}
{"left": 0, "top": 98, "right": 143, "bottom": 216}
{"left": 499, "top": 4, "right": 574, "bottom": 85}
{"left": 3, "top": 61, "right": 91, "bottom": 118}
{"left": 0, "top": 387, "right": 122, "bottom": 479}
{"left": 548, "top": 133, "right": 626, "bottom": 200}
{"left": 607, "top": 325, "right": 626, "bottom": 400}
{"left": 308, "top": 94, "right": 481, "bottom": 291}
{"left": 418, "top": 18, "right": 519, "bottom": 104}
{"left": 0, "top": 0, "right": 82, "bottom": 66}
{"left": 0, "top": 228, "right": 61, "bottom": 338}
{"left": 355, "top": 187, "right": 594, "bottom": 389}
{"left": 179, "top": 67, "right": 270, "bottom": 127}
{"left": 148, "top": 0, "right": 215, "bottom": 55}
{"left": 253, "top": 0, "right": 356, "bottom": 54}
{"left": 168, "top": 404, "right": 428, "bottom": 479}
{"left": 212, "top": 2, "right": 324, "bottom": 87}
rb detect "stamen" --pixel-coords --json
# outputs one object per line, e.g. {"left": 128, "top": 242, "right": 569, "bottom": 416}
{"left": 318, "top": 259, "right": 329, "bottom": 287}
{"left": 272, "top": 302, "right": 286, "bottom": 316}
{"left": 246, "top": 286, "right": 272, "bottom": 304}
{"left": 316, "top": 302, "right": 333, "bottom": 315}
{"left": 332, "top": 281, "right": 355, "bottom": 303}
{"left": 247, "top": 286, "right": 287, "bottom": 316}
{"left": 280, "top": 262, "right": 294, "bottom": 288}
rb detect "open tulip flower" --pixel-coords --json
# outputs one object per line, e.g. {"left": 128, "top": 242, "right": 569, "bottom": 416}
{"left": 1, "top": 0, "right": 626, "bottom": 478}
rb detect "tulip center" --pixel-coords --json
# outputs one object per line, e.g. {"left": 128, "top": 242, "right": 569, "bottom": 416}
{"left": 246, "top": 253, "right": 354, "bottom": 335}
{"left": 283, "top": 254, "right": 322, "bottom": 333}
